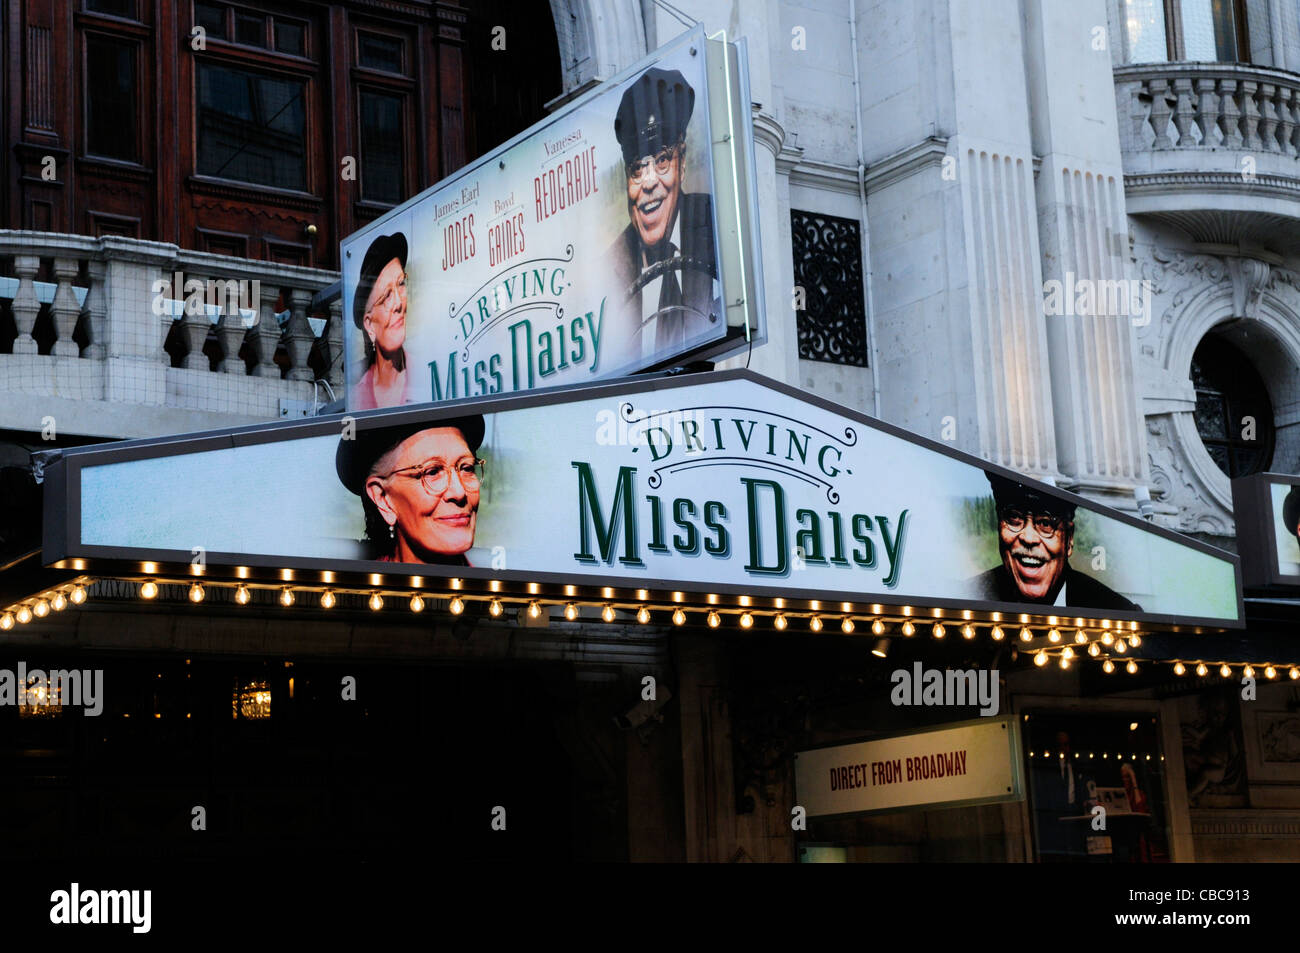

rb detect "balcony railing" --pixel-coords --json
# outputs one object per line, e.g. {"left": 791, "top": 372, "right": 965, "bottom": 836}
{"left": 1117, "top": 62, "right": 1300, "bottom": 154}
{"left": 1114, "top": 63, "right": 1300, "bottom": 244}
{"left": 0, "top": 232, "right": 341, "bottom": 435}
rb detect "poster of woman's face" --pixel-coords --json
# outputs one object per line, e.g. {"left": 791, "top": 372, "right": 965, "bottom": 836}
{"left": 334, "top": 414, "right": 487, "bottom": 566}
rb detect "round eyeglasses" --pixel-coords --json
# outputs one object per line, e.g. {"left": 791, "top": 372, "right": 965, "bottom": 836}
{"left": 381, "top": 459, "right": 485, "bottom": 496}
{"left": 628, "top": 145, "right": 679, "bottom": 183}
{"left": 998, "top": 508, "right": 1068, "bottom": 539}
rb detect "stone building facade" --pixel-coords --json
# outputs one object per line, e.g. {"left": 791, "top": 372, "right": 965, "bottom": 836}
{"left": 2, "top": 0, "right": 1299, "bottom": 863}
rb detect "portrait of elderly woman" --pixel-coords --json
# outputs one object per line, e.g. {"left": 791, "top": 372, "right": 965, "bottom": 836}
{"left": 336, "top": 415, "right": 486, "bottom": 564}
{"left": 350, "top": 232, "right": 415, "bottom": 410}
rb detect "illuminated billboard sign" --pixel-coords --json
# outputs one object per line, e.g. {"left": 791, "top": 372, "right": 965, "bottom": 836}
{"left": 341, "top": 26, "right": 764, "bottom": 412}
{"left": 47, "top": 370, "right": 1242, "bottom": 628}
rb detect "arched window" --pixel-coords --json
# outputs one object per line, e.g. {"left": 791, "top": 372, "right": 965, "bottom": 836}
{"left": 1190, "top": 330, "right": 1274, "bottom": 477}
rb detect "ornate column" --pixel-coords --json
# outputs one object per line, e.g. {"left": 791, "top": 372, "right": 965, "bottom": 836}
{"left": 49, "top": 258, "right": 83, "bottom": 357}
{"left": 10, "top": 256, "right": 41, "bottom": 355}
{"left": 179, "top": 291, "right": 211, "bottom": 370}
{"left": 284, "top": 288, "right": 316, "bottom": 382}
{"left": 250, "top": 285, "right": 283, "bottom": 379}
{"left": 217, "top": 302, "right": 249, "bottom": 374}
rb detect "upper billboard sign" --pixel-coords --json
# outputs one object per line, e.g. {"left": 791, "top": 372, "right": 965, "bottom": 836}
{"left": 341, "top": 27, "right": 764, "bottom": 412}
{"left": 49, "top": 370, "right": 1242, "bottom": 628}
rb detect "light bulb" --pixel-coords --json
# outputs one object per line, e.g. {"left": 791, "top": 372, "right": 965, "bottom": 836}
{"left": 1291, "top": 666, "right": 1300, "bottom": 680}
{"left": 602, "top": 604, "right": 616, "bottom": 623}
{"left": 932, "top": 622, "right": 945, "bottom": 639}
{"left": 1219, "top": 663, "right": 1232, "bottom": 678}
{"left": 70, "top": 585, "right": 87, "bottom": 605}
{"left": 1087, "top": 642, "right": 1100, "bottom": 657}
{"left": 33, "top": 599, "right": 49, "bottom": 618}
{"left": 1062, "top": 646, "right": 1075, "bottom": 660}
{"left": 672, "top": 608, "right": 686, "bottom": 626}
{"left": 1034, "top": 650, "right": 1048, "bottom": 667}
{"left": 450, "top": 596, "right": 466, "bottom": 615}
{"left": 1243, "top": 664, "right": 1255, "bottom": 680}
{"left": 1173, "top": 661, "right": 1186, "bottom": 676}
{"left": 409, "top": 594, "right": 424, "bottom": 613}
{"left": 1129, "top": 633, "right": 1142, "bottom": 647}
{"left": 140, "top": 581, "right": 158, "bottom": 600}
{"left": 773, "top": 613, "right": 787, "bottom": 631}
{"left": 1265, "top": 665, "right": 1277, "bottom": 680}
{"left": 1114, "top": 639, "right": 1128, "bottom": 654}
{"left": 961, "top": 623, "right": 975, "bottom": 640}
{"left": 841, "top": 617, "right": 855, "bottom": 634}
{"left": 871, "top": 619, "right": 886, "bottom": 636}
{"left": 489, "top": 599, "right": 503, "bottom": 617}
{"left": 740, "top": 612, "right": 754, "bottom": 629}
{"left": 1100, "top": 632, "right": 1114, "bottom": 646}
{"left": 636, "top": 606, "right": 650, "bottom": 624}
{"left": 1126, "top": 660, "right": 1138, "bottom": 674}
{"left": 235, "top": 585, "right": 251, "bottom": 605}
{"left": 51, "top": 592, "right": 67, "bottom": 612}
{"left": 707, "top": 610, "right": 721, "bottom": 628}
{"left": 809, "top": 615, "right": 823, "bottom": 632}
{"left": 188, "top": 583, "right": 205, "bottom": 603}
{"left": 1196, "top": 662, "right": 1208, "bottom": 677}
{"left": 1019, "top": 627, "right": 1033, "bottom": 642}
{"left": 527, "top": 601, "right": 541, "bottom": 619}
{"left": 0, "top": 613, "right": 12, "bottom": 630}
{"left": 900, "top": 620, "right": 915, "bottom": 637}
{"left": 320, "top": 590, "right": 336, "bottom": 609}
{"left": 368, "top": 593, "right": 384, "bottom": 611}
{"left": 1102, "top": 659, "right": 1115, "bottom": 673}
{"left": 562, "top": 602, "right": 577, "bottom": 620}
{"left": 1058, "top": 657, "right": 1071, "bottom": 670}
{"left": 990, "top": 625, "right": 1005, "bottom": 641}
{"left": 279, "top": 588, "right": 295, "bottom": 607}
{"left": 16, "top": 605, "right": 32, "bottom": 624}
{"left": 1048, "top": 628, "right": 1061, "bottom": 643}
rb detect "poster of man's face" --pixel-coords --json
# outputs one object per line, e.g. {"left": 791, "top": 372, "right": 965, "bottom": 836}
{"left": 1271, "top": 482, "right": 1300, "bottom": 575}
{"left": 604, "top": 64, "right": 723, "bottom": 368}
{"left": 966, "top": 473, "right": 1142, "bottom": 612}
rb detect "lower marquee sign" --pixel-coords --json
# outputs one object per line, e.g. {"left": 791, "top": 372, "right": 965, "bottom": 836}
{"left": 49, "top": 369, "right": 1242, "bottom": 627}
{"left": 794, "top": 717, "right": 1024, "bottom": 818}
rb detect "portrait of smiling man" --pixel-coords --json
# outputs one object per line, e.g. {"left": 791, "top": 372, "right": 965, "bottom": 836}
{"left": 969, "top": 473, "right": 1141, "bottom": 611}
{"left": 606, "top": 66, "right": 722, "bottom": 368}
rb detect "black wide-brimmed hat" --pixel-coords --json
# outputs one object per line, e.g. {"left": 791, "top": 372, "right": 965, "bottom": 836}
{"left": 614, "top": 67, "right": 694, "bottom": 166}
{"left": 1283, "top": 485, "right": 1300, "bottom": 536}
{"left": 986, "top": 472, "right": 1077, "bottom": 519}
{"left": 352, "top": 232, "right": 408, "bottom": 329}
{"left": 336, "top": 414, "right": 485, "bottom": 495}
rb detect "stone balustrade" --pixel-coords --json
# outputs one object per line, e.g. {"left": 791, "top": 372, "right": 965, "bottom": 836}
{"left": 0, "top": 231, "right": 342, "bottom": 438}
{"left": 1116, "top": 63, "right": 1300, "bottom": 154}
{"left": 1114, "top": 63, "right": 1300, "bottom": 248}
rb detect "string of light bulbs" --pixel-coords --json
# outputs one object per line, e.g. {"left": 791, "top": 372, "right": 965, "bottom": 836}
{"left": 9, "top": 579, "right": 1292, "bottom": 677}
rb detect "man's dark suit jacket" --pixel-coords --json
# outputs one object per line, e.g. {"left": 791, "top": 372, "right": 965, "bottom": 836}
{"left": 606, "top": 192, "right": 719, "bottom": 364}
{"left": 968, "top": 565, "right": 1142, "bottom": 611}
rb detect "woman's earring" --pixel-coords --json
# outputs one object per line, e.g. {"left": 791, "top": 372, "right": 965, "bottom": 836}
{"left": 388, "top": 523, "right": 396, "bottom": 541}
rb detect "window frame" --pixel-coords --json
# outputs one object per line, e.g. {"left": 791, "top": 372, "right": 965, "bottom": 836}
{"left": 350, "top": 21, "right": 416, "bottom": 214}
{"left": 189, "top": 1, "right": 320, "bottom": 197}
{"left": 80, "top": 27, "right": 146, "bottom": 167}
{"left": 1128, "top": 0, "right": 1251, "bottom": 63}
{"left": 1190, "top": 332, "right": 1275, "bottom": 479}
